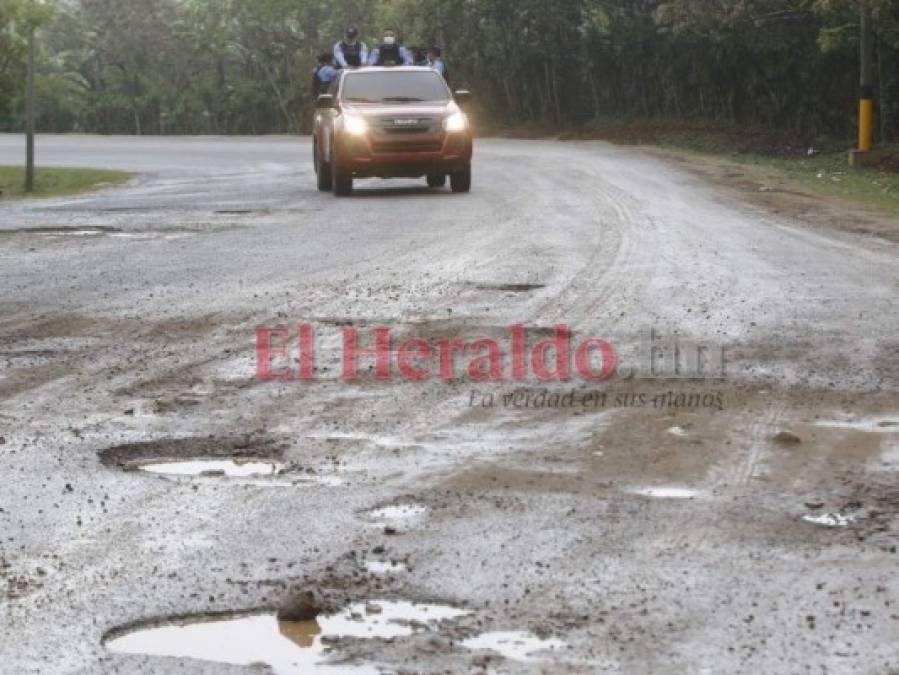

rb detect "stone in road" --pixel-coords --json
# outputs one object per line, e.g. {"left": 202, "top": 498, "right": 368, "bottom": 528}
{"left": 0, "top": 135, "right": 896, "bottom": 674}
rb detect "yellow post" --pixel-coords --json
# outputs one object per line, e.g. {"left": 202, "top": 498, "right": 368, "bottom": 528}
{"left": 858, "top": 0, "right": 874, "bottom": 152}
{"left": 858, "top": 97, "right": 873, "bottom": 151}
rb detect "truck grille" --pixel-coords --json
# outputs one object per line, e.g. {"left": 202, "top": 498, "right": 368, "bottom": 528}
{"left": 373, "top": 116, "right": 441, "bottom": 134}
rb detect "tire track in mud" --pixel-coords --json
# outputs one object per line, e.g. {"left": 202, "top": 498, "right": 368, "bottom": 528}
{"left": 711, "top": 398, "right": 789, "bottom": 487}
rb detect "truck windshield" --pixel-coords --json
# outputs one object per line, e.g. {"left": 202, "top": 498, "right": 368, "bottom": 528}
{"left": 342, "top": 71, "right": 450, "bottom": 103}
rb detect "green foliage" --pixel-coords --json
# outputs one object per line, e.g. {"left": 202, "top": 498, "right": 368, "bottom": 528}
{"left": 0, "top": 0, "right": 897, "bottom": 141}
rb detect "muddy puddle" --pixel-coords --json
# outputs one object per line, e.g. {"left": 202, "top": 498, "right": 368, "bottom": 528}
{"left": 104, "top": 600, "right": 469, "bottom": 674}
{"left": 462, "top": 630, "right": 565, "bottom": 662}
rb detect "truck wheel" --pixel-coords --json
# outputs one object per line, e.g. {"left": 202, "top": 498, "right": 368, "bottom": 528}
{"left": 332, "top": 155, "right": 353, "bottom": 196}
{"left": 450, "top": 163, "right": 471, "bottom": 193}
{"left": 315, "top": 142, "right": 332, "bottom": 192}
{"left": 426, "top": 172, "right": 446, "bottom": 188}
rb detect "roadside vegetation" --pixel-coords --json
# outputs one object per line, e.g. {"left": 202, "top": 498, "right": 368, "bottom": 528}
{"left": 0, "top": 1, "right": 897, "bottom": 142}
{"left": 0, "top": 166, "right": 131, "bottom": 199}
{"left": 559, "top": 119, "right": 899, "bottom": 217}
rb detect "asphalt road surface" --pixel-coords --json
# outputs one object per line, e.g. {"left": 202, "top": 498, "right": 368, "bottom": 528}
{"left": 0, "top": 135, "right": 897, "bottom": 674}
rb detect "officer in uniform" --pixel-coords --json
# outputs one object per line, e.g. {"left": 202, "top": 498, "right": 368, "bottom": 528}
{"left": 311, "top": 53, "right": 338, "bottom": 98}
{"left": 367, "top": 28, "right": 413, "bottom": 66}
{"left": 333, "top": 26, "right": 368, "bottom": 68}
{"left": 427, "top": 46, "right": 447, "bottom": 79}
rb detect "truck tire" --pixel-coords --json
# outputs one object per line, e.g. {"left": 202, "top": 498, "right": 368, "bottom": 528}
{"left": 426, "top": 172, "right": 446, "bottom": 188}
{"left": 332, "top": 153, "right": 353, "bottom": 196}
{"left": 450, "top": 163, "right": 471, "bottom": 193}
{"left": 315, "top": 141, "right": 332, "bottom": 192}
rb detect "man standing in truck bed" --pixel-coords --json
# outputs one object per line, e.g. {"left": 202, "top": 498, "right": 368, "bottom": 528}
{"left": 333, "top": 26, "right": 368, "bottom": 69}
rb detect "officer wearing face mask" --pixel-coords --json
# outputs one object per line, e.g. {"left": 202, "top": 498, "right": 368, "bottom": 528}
{"left": 334, "top": 26, "right": 368, "bottom": 69}
{"left": 368, "top": 28, "right": 413, "bottom": 66}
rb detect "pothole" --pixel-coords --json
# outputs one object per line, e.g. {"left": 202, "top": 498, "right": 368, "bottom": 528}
{"left": 474, "top": 283, "right": 546, "bottom": 293}
{"left": 367, "top": 503, "right": 427, "bottom": 520}
{"left": 802, "top": 512, "right": 857, "bottom": 527}
{"left": 96, "top": 436, "right": 338, "bottom": 486}
{"left": 23, "top": 226, "right": 121, "bottom": 236}
{"left": 104, "top": 600, "right": 469, "bottom": 674}
{"left": 135, "top": 459, "right": 284, "bottom": 478}
{"left": 462, "top": 631, "right": 566, "bottom": 662}
{"left": 814, "top": 416, "right": 899, "bottom": 433}
{"left": 630, "top": 487, "right": 700, "bottom": 499}
{"left": 364, "top": 503, "right": 428, "bottom": 530}
{"left": 364, "top": 560, "right": 408, "bottom": 575}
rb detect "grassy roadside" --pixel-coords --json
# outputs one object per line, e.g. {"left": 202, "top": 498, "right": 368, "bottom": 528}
{"left": 557, "top": 119, "right": 899, "bottom": 219}
{"left": 726, "top": 152, "right": 899, "bottom": 218}
{"left": 0, "top": 166, "right": 132, "bottom": 200}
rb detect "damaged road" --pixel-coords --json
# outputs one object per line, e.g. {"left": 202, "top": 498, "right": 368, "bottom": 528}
{"left": 0, "top": 135, "right": 897, "bottom": 674}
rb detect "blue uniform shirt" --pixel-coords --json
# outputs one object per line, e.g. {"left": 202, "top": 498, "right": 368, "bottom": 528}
{"left": 315, "top": 64, "right": 338, "bottom": 83}
{"left": 333, "top": 41, "right": 368, "bottom": 68}
{"left": 429, "top": 58, "right": 446, "bottom": 76}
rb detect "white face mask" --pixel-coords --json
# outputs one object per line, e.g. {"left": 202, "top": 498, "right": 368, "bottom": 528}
{"left": 383, "top": 35, "right": 396, "bottom": 45}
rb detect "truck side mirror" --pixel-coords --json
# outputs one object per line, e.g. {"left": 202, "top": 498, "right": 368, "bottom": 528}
{"left": 454, "top": 90, "right": 472, "bottom": 106}
{"left": 317, "top": 94, "right": 335, "bottom": 109}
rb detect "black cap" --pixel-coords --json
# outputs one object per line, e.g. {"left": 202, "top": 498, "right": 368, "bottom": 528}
{"left": 346, "top": 26, "right": 359, "bottom": 39}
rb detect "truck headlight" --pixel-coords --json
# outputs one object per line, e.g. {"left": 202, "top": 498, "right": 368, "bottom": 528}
{"left": 443, "top": 111, "right": 467, "bottom": 132}
{"left": 343, "top": 114, "right": 368, "bottom": 136}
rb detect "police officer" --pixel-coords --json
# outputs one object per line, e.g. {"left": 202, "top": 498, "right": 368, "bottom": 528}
{"left": 367, "top": 28, "right": 413, "bottom": 66}
{"left": 311, "top": 53, "right": 338, "bottom": 98}
{"left": 334, "top": 26, "right": 368, "bottom": 69}
{"left": 411, "top": 46, "right": 428, "bottom": 67}
{"left": 427, "top": 46, "right": 447, "bottom": 78}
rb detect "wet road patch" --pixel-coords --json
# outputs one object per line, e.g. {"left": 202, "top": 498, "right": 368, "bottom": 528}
{"left": 99, "top": 437, "right": 345, "bottom": 486}
{"left": 99, "top": 436, "right": 286, "bottom": 479}
{"left": 364, "top": 559, "right": 408, "bottom": 575}
{"left": 104, "top": 599, "right": 469, "bottom": 673}
{"left": 135, "top": 459, "right": 284, "bottom": 478}
{"left": 462, "top": 630, "right": 566, "bottom": 662}
{"left": 814, "top": 416, "right": 899, "bottom": 433}
{"left": 630, "top": 486, "right": 701, "bottom": 499}
{"left": 474, "top": 283, "right": 546, "bottom": 293}
{"left": 367, "top": 503, "right": 427, "bottom": 521}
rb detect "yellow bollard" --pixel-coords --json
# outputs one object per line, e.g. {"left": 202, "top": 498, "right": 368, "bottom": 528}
{"left": 858, "top": 97, "right": 874, "bottom": 152}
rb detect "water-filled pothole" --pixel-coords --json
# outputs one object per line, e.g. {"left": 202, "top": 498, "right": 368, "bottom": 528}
{"left": 136, "top": 459, "right": 283, "bottom": 478}
{"left": 475, "top": 283, "right": 546, "bottom": 293}
{"left": 631, "top": 487, "right": 700, "bottom": 499}
{"left": 365, "top": 559, "right": 408, "bottom": 575}
{"left": 814, "top": 416, "right": 899, "bottom": 433}
{"left": 97, "top": 436, "right": 341, "bottom": 485}
{"left": 367, "top": 503, "right": 427, "bottom": 521}
{"left": 104, "top": 600, "right": 469, "bottom": 674}
{"left": 802, "top": 512, "right": 856, "bottom": 527}
{"left": 462, "top": 630, "right": 565, "bottom": 662}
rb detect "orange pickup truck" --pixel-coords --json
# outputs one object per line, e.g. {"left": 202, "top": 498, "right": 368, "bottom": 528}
{"left": 313, "top": 66, "right": 473, "bottom": 196}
